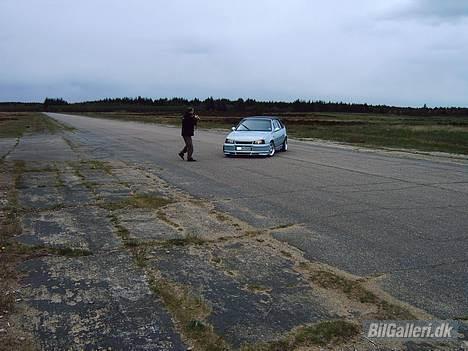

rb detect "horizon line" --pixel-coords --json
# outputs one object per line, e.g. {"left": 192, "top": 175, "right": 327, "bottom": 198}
{"left": 1, "top": 97, "right": 467, "bottom": 110}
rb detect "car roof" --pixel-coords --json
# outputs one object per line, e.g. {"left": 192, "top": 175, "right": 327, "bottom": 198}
{"left": 241, "top": 116, "right": 279, "bottom": 121}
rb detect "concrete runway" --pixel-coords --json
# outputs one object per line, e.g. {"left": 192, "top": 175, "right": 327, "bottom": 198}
{"left": 48, "top": 112, "right": 468, "bottom": 319}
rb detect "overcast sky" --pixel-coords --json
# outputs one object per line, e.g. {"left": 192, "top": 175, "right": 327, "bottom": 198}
{"left": 1, "top": 0, "right": 467, "bottom": 106}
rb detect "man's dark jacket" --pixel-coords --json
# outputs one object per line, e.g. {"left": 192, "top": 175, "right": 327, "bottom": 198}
{"left": 181, "top": 114, "right": 197, "bottom": 136}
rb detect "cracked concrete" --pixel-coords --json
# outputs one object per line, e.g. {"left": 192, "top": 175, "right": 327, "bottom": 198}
{"left": 0, "top": 137, "right": 20, "bottom": 160}
{"left": 1, "top": 113, "right": 466, "bottom": 350}
{"left": 147, "top": 240, "right": 332, "bottom": 348}
{"left": 18, "top": 206, "right": 119, "bottom": 252}
{"left": 116, "top": 208, "right": 183, "bottom": 242}
{"left": 15, "top": 252, "right": 185, "bottom": 350}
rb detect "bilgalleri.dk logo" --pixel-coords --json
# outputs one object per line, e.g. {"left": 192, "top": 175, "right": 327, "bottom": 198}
{"left": 364, "top": 320, "right": 460, "bottom": 340}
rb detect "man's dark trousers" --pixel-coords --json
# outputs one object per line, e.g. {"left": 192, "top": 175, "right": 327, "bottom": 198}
{"left": 181, "top": 136, "right": 193, "bottom": 159}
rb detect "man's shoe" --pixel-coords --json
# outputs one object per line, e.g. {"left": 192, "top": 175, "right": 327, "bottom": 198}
{"left": 187, "top": 158, "right": 197, "bottom": 162}
{"left": 178, "top": 152, "right": 184, "bottom": 160}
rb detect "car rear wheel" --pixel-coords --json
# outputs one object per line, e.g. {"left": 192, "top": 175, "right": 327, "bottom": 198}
{"left": 269, "top": 141, "right": 275, "bottom": 157}
{"left": 281, "top": 137, "right": 288, "bottom": 152}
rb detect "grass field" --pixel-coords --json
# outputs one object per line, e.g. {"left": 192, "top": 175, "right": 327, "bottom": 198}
{"left": 75, "top": 112, "right": 468, "bottom": 155}
{"left": 0, "top": 112, "right": 72, "bottom": 138}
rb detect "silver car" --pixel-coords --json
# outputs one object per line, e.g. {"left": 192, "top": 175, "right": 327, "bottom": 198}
{"left": 223, "top": 116, "right": 288, "bottom": 157}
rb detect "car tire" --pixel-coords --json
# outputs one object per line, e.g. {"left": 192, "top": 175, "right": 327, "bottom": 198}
{"left": 281, "top": 137, "right": 288, "bottom": 152}
{"left": 269, "top": 141, "right": 275, "bottom": 157}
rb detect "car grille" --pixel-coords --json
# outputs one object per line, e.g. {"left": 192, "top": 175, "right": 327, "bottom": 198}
{"left": 235, "top": 141, "right": 253, "bottom": 145}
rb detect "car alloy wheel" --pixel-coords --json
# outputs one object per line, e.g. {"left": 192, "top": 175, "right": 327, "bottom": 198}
{"left": 269, "top": 141, "right": 275, "bottom": 156}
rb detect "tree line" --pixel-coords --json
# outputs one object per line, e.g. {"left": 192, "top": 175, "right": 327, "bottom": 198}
{"left": 0, "top": 97, "right": 467, "bottom": 116}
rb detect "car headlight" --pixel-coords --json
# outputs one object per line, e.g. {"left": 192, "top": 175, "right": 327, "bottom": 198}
{"left": 225, "top": 138, "right": 235, "bottom": 144}
{"left": 253, "top": 140, "right": 265, "bottom": 144}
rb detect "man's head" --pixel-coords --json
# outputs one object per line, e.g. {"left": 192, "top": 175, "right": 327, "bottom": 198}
{"left": 187, "top": 107, "right": 194, "bottom": 115}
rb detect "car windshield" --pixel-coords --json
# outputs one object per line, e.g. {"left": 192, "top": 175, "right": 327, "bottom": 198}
{"left": 236, "top": 119, "right": 271, "bottom": 131}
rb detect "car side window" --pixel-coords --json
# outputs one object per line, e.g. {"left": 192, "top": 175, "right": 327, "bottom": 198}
{"left": 272, "top": 120, "right": 279, "bottom": 130}
{"left": 278, "top": 120, "right": 284, "bottom": 129}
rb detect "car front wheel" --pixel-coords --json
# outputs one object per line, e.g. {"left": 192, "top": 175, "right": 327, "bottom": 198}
{"left": 269, "top": 141, "right": 275, "bottom": 157}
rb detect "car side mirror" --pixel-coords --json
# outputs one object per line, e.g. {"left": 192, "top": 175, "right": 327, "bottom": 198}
{"left": 274, "top": 127, "right": 280, "bottom": 132}
{"left": 231, "top": 127, "right": 236, "bottom": 131}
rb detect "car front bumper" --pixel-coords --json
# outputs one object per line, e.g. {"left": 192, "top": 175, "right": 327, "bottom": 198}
{"left": 223, "top": 143, "right": 271, "bottom": 156}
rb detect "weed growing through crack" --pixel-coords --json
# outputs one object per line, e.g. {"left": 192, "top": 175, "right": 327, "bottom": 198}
{"left": 156, "top": 209, "right": 180, "bottom": 229}
{"left": 53, "top": 247, "right": 92, "bottom": 257}
{"left": 241, "top": 320, "right": 360, "bottom": 351}
{"left": 307, "top": 269, "right": 378, "bottom": 304}
{"left": 3, "top": 241, "right": 92, "bottom": 258}
{"left": 132, "top": 246, "right": 148, "bottom": 268}
{"left": 22, "top": 166, "right": 56, "bottom": 173}
{"left": 107, "top": 211, "right": 132, "bottom": 245}
{"left": 162, "top": 233, "right": 206, "bottom": 247}
{"left": 280, "top": 250, "right": 293, "bottom": 258}
{"left": 128, "top": 194, "right": 172, "bottom": 208}
{"left": 70, "top": 165, "right": 95, "bottom": 190}
{"left": 215, "top": 213, "right": 230, "bottom": 222}
{"left": 101, "top": 194, "right": 172, "bottom": 211}
{"left": 1, "top": 161, "right": 24, "bottom": 245}
{"left": 124, "top": 238, "right": 140, "bottom": 247}
{"left": 211, "top": 255, "right": 222, "bottom": 264}
{"left": 246, "top": 284, "right": 270, "bottom": 293}
{"left": 82, "top": 160, "right": 112, "bottom": 174}
{"left": 299, "top": 263, "right": 416, "bottom": 319}
{"left": 270, "top": 223, "right": 295, "bottom": 230}
{"left": 377, "top": 300, "right": 416, "bottom": 320}
{"left": 294, "top": 320, "right": 360, "bottom": 347}
{"left": 114, "top": 222, "right": 130, "bottom": 241}
{"left": 148, "top": 274, "right": 229, "bottom": 351}
{"left": 54, "top": 166, "right": 64, "bottom": 187}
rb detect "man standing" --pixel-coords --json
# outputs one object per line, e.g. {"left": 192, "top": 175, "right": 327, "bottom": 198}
{"left": 178, "top": 107, "right": 199, "bottom": 162}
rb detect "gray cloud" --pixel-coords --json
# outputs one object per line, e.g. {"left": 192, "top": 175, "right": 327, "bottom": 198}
{"left": 0, "top": 0, "right": 467, "bottom": 106}
{"left": 389, "top": 0, "right": 468, "bottom": 21}
{"left": 413, "top": 0, "right": 468, "bottom": 18}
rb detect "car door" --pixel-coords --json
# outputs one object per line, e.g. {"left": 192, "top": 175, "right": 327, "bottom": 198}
{"left": 277, "top": 119, "right": 286, "bottom": 144}
{"left": 272, "top": 120, "right": 283, "bottom": 146}
{"left": 272, "top": 119, "right": 281, "bottom": 147}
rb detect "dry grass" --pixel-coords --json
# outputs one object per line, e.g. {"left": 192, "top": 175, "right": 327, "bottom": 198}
{"left": 0, "top": 112, "right": 72, "bottom": 138}
{"left": 74, "top": 111, "right": 468, "bottom": 154}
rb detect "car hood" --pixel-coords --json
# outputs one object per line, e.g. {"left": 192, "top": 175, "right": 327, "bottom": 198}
{"left": 226, "top": 131, "right": 271, "bottom": 141}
